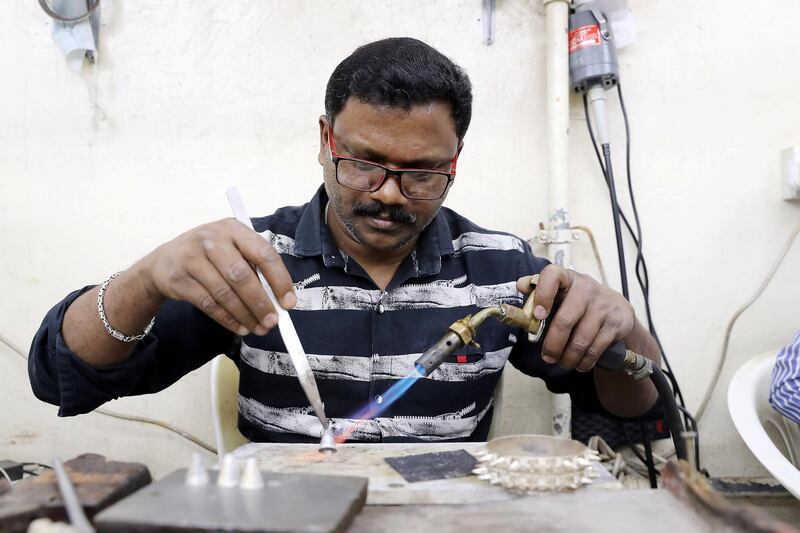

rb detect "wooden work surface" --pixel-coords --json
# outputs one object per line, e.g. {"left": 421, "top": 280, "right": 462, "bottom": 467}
{"left": 232, "top": 442, "right": 621, "bottom": 506}
{"left": 232, "top": 443, "right": 715, "bottom": 532}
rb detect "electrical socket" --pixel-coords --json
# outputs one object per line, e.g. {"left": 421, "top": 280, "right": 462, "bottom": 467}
{"left": 782, "top": 146, "right": 800, "bottom": 202}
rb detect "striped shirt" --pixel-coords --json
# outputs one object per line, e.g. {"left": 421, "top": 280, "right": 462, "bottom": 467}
{"left": 29, "top": 187, "right": 619, "bottom": 443}
{"left": 769, "top": 332, "right": 800, "bottom": 424}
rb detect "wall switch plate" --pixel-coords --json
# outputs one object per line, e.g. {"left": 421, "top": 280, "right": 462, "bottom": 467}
{"left": 782, "top": 146, "right": 800, "bottom": 202}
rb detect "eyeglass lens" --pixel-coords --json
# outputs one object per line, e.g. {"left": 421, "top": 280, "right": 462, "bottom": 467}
{"left": 337, "top": 159, "right": 448, "bottom": 199}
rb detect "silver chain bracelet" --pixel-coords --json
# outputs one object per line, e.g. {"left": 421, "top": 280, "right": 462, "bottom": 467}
{"left": 97, "top": 271, "right": 155, "bottom": 343}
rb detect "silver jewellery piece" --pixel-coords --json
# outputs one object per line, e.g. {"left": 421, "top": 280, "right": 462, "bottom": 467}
{"left": 472, "top": 435, "right": 600, "bottom": 493}
{"left": 97, "top": 272, "right": 155, "bottom": 343}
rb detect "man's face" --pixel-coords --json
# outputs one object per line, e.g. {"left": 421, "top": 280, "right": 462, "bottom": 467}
{"left": 318, "top": 100, "right": 460, "bottom": 256}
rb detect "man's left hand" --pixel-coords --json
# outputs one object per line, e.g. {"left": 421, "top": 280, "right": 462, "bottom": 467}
{"left": 517, "top": 264, "right": 634, "bottom": 372}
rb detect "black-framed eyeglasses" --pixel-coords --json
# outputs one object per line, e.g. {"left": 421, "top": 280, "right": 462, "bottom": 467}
{"left": 328, "top": 132, "right": 458, "bottom": 200}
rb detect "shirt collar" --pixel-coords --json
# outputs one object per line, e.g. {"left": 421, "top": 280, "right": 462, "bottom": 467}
{"left": 293, "top": 186, "right": 454, "bottom": 276}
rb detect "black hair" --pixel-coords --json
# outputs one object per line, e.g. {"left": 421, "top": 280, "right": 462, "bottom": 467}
{"left": 325, "top": 37, "right": 472, "bottom": 140}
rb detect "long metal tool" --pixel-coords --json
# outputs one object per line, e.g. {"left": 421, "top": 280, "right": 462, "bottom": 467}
{"left": 52, "top": 457, "right": 95, "bottom": 533}
{"left": 226, "top": 188, "right": 331, "bottom": 436}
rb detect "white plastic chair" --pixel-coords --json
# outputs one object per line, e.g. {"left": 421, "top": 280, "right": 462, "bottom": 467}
{"left": 210, "top": 354, "right": 248, "bottom": 461}
{"left": 728, "top": 349, "right": 800, "bottom": 499}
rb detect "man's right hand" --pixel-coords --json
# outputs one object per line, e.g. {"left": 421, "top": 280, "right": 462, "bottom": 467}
{"left": 138, "top": 218, "right": 296, "bottom": 336}
{"left": 62, "top": 218, "right": 296, "bottom": 368}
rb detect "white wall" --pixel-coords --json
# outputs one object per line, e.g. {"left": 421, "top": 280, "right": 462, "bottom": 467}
{"left": 1, "top": 0, "right": 798, "bottom": 480}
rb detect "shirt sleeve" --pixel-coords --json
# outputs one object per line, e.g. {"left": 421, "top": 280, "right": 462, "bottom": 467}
{"left": 28, "top": 285, "right": 236, "bottom": 417}
{"left": 506, "top": 241, "right": 662, "bottom": 422}
{"left": 769, "top": 332, "right": 800, "bottom": 424}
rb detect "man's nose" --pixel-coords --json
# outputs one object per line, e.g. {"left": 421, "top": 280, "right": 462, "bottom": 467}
{"left": 370, "top": 173, "right": 408, "bottom": 205}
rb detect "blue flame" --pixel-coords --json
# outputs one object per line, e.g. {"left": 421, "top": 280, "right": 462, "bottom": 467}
{"left": 347, "top": 364, "right": 425, "bottom": 421}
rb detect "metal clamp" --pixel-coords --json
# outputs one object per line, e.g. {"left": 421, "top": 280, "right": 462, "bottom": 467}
{"left": 591, "top": 8, "right": 610, "bottom": 40}
{"left": 535, "top": 228, "right": 583, "bottom": 245}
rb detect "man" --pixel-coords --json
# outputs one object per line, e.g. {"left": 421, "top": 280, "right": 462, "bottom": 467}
{"left": 770, "top": 332, "right": 800, "bottom": 424}
{"left": 29, "top": 38, "right": 660, "bottom": 443}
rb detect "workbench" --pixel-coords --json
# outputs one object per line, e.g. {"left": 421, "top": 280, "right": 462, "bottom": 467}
{"left": 232, "top": 442, "right": 712, "bottom": 532}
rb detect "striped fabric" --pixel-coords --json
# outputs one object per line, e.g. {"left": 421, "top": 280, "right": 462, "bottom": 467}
{"left": 29, "top": 186, "right": 610, "bottom": 443}
{"left": 769, "top": 332, "right": 800, "bottom": 424}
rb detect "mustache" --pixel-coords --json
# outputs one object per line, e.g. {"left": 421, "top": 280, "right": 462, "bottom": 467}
{"left": 352, "top": 201, "right": 417, "bottom": 224}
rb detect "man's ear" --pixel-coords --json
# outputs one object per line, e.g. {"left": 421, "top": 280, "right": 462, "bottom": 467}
{"left": 318, "top": 115, "right": 331, "bottom": 166}
{"left": 457, "top": 140, "right": 465, "bottom": 156}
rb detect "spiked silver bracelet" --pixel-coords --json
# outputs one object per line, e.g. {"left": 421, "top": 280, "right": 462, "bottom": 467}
{"left": 97, "top": 271, "right": 155, "bottom": 343}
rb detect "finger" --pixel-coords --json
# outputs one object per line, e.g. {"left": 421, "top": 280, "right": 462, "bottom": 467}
{"left": 230, "top": 220, "right": 297, "bottom": 310}
{"left": 578, "top": 320, "right": 618, "bottom": 373}
{"left": 201, "top": 236, "right": 278, "bottom": 331}
{"left": 532, "top": 265, "right": 574, "bottom": 321}
{"left": 178, "top": 274, "right": 249, "bottom": 335}
{"left": 187, "top": 258, "right": 273, "bottom": 336}
{"left": 541, "top": 292, "right": 588, "bottom": 365}
{"left": 560, "top": 312, "right": 604, "bottom": 371}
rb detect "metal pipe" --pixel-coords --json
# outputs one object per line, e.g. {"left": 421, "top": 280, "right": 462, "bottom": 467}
{"left": 542, "top": 0, "right": 573, "bottom": 439}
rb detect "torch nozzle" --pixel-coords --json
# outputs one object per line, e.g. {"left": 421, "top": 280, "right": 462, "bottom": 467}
{"left": 415, "top": 331, "right": 465, "bottom": 377}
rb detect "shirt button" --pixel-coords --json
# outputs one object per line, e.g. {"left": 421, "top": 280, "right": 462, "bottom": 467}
{"left": 375, "top": 395, "right": 383, "bottom": 405}
{"left": 377, "top": 303, "right": 385, "bottom": 314}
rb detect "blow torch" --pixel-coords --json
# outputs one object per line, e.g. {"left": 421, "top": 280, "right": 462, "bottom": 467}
{"left": 413, "top": 276, "right": 688, "bottom": 461}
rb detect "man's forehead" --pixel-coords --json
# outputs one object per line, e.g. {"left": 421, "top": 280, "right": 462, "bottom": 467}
{"left": 333, "top": 99, "right": 459, "bottom": 159}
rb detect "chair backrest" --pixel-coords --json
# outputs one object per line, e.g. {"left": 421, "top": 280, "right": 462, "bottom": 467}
{"left": 210, "top": 354, "right": 248, "bottom": 461}
{"left": 728, "top": 349, "right": 800, "bottom": 499}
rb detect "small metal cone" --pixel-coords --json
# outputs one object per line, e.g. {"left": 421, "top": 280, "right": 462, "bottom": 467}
{"left": 217, "top": 455, "right": 240, "bottom": 488}
{"left": 185, "top": 453, "right": 209, "bottom": 487}
{"left": 240, "top": 458, "right": 265, "bottom": 490}
{"left": 318, "top": 427, "right": 337, "bottom": 454}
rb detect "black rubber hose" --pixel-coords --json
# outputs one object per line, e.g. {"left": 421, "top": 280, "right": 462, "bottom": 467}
{"left": 649, "top": 365, "right": 687, "bottom": 460}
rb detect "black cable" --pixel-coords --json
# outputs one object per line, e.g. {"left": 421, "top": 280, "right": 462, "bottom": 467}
{"left": 650, "top": 367, "right": 688, "bottom": 460}
{"left": 600, "top": 143, "right": 629, "bottom": 300}
{"left": 616, "top": 84, "right": 701, "bottom": 467}
{"left": 583, "top": 91, "right": 692, "bottom": 420}
{"left": 582, "top": 86, "right": 700, "bottom": 471}
{"left": 22, "top": 462, "right": 52, "bottom": 470}
{"left": 616, "top": 85, "right": 690, "bottom": 413}
{"left": 622, "top": 423, "right": 660, "bottom": 483}
{"left": 640, "top": 423, "right": 658, "bottom": 489}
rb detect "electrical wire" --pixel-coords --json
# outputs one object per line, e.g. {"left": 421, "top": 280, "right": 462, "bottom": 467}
{"left": 601, "top": 143, "right": 630, "bottom": 300}
{"left": 694, "top": 222, "right": 800, "bottom": 422}
{"left": 582, "top": 88, "right": 692, "bottom": 417}
{"left": 22, "top": 462, "right": 52, "bottom": 470}
{"left": 582, "top": 84, "right": 698, "bottom": 476}
{"left": 622, "top": 424, "right": 658, "bottom": 475}
{"left": 570, "top": 225, "right": 609, "bottom": 286}
{"left": 0, "top": 332, "right": 218, "bottom": 455}
{"left": 616, "top": 85, "right": 693, "bottom": 424}
{"left": 37, "top": 0, "right": 99, "bottom": 23}
{"left": 640, "top": 422, "right": 658, "bottom": 488}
